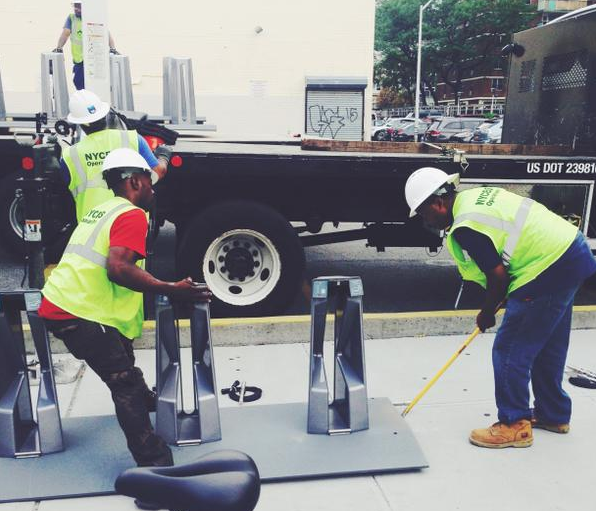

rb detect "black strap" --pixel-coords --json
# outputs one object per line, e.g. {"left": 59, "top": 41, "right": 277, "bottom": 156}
{"left": 569, "top": 376, "right": 596, "bottom": 389}
{"left": 221, "top": 380, "right": 262, "bottom": 403}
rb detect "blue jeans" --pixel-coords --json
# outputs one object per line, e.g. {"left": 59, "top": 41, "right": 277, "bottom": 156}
{"left": 493, "top": 284, "right": 579, "bottom": 425}
{"left": 73, "top": 62, "right": 84, "bottom": 90}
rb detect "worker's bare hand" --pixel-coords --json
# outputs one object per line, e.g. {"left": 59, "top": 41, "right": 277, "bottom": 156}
{"left": 476, "top": 310, "right": 496, "bottom": 332}
{"left": 169, "top": 278, "right": 213, "bottom": 302}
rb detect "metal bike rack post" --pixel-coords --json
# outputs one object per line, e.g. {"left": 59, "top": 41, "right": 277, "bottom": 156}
{"left": 0, "top": 291, "right": 64, "bottom": 458}
{"left": 155, "top": 295, "right": 221, "bottom": 445}
{"left": 40, "top": 52, "right": 69, "bottom": 120}
{"left": 110, "top": 54, "right": 135, "bottom": 112}
{"left": 307, "top": 276, "right": 369, "bottom": 435}
{"left": 162, "top": 57, "right": 197, "bottom": 125}
{"left": 0, "top": 63, "right": 6, "bottom": 121}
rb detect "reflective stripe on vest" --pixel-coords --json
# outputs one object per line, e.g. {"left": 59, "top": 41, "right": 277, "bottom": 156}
{"left": 41, "top": 197, "right": 145, "bottom": 339}
{"left": 62, "top": 202, "right": 130, "bottom": 267}
{"left": 64, "top": 129, "right": 138, "bottom": 221}
{"left": 452, "top": 197, "right": 533, "bottom": 268}
{"left": 446, "top": 187, "right": 578, "bottom": 295}
{"left": 69, "top": 130, "right": 131, "bottom": 198}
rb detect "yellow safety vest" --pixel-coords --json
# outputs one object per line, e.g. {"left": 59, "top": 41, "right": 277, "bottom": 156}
{"left": 62, "top": 129, "right": 139, "bottom": 222}
{"left": 42, "top": 196, "right": 145, "bottom": 339}
{"left": 69, "top": 14, "right": 83, "bottom": 64}
{"left": 446, "top": 187, "right": 578, "bottom": 294}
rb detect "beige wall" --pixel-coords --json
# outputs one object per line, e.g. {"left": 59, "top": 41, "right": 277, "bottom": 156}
{"left": 0, "top": 0, "right": 375, "bottom": 136}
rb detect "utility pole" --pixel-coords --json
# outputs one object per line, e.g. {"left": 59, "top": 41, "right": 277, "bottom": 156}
{"left": 414, "top": 0, "right": 436, "bottom": 142}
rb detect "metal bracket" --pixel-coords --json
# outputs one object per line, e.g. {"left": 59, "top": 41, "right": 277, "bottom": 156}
{"left": 0, "top": 291, "right": 64, "bottom": 458}
{"left": 154, "top": 296, "right": 221, "bottom": 446}
{"left": 307, "top": 276, "right": 369, "bottom": 435}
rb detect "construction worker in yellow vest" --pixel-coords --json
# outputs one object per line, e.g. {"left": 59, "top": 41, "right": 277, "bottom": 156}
{"left": 39, "top": 148, "right": 212, "bottom": 469}
{"left": 60, "top": 89, "right": 170, "bottom": 223}
{"left": 405, "top": 167, "right": 596, "bottom": 449}
{"left": 52, "top": 2, "right": 118, "bottom": 89}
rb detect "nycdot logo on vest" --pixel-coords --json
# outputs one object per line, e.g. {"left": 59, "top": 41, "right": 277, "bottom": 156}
{"left": 85, "top": 150, "right": 111, "bottom": 167}
{"left": 475, "top": 187, "right": 500, "bottom": 207}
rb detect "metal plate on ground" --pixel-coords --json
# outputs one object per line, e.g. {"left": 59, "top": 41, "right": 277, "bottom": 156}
{"left": 0, "top": 397, "right": 427, "bottom": 503}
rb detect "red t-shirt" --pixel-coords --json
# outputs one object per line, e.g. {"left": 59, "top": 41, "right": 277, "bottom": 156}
{"left": 38, "top": 209, "right": 148, "bottom": 320}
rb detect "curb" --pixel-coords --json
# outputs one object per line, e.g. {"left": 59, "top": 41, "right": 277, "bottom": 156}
{"left": 38, "top": 305, "right": 596, "bottom": 354}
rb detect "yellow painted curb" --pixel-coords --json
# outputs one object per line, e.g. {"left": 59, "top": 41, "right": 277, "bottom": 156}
{"left": 23, "top": 305, "right": 596, "bottom": 333}
{"left": 138, "top": 304, "right": 596, "bottom": 330}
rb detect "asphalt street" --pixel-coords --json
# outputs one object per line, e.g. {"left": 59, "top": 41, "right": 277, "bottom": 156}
{"left": 3, "top": 222, "right": 595, "bottom": 317}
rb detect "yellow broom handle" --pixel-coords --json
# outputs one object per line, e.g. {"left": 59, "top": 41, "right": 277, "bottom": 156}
{"left": 401, "top": 327, "right": 481, "bottom": 417}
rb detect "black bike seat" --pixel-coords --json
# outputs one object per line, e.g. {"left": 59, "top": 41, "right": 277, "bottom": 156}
{"left": 115, "top": 449, "right": 260, "bottom": 511}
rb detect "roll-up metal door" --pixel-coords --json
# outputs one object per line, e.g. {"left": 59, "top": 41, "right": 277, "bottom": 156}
{"left": 305, "top": 90, "right": 364, "bottom": 141}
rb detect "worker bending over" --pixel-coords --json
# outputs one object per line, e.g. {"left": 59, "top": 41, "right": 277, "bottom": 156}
{"left": 62, "top": 89, "right": 170, "bottom": 222}
{"left": 405, "top": 167, "right": 596, "bottom": 448}
{"left": 39, "top": 148, "right": 211, "bottom": 466}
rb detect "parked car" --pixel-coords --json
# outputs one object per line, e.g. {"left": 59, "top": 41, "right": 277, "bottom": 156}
{"left": 423, "top": 117, "right": 486, "bottom": 143}
{"left": 372, "top": 118, "right": 410, "bottom": 141}
{"left": 449, "top": 129, "right": 475, "bottom": 143}
{"left": 471, "top": 119, "right": 503, "bottom": 144}
{"left": 390, "top": 121, "right": 429, "bottom": 142}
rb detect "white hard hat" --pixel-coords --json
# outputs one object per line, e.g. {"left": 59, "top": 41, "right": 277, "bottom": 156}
{"left": 67, "top": 89, "right": 110, "bottom": 124}
{"left": 102, "top": 148, "right": 158, "bottom": 185}
{"left": 405, "top": 167, "right": 460, "bottom": 217}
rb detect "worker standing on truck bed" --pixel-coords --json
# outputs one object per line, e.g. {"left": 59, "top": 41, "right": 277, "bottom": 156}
{"left": 38, "top": 148, "right": 212, "bottom": 468}
{"left": 52, "top": 2, "right": 118, "bottom": 90}
{"left": 405, "top": 167, "right": 596, "bottom": 449}
{"left": 62, "top": 89, "right": 170, "bottom": 223}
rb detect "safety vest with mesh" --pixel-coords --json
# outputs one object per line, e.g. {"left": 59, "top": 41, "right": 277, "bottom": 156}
{"left": 62, "top": 129, "right": 139, "bottom": 222}
{"left": 41, "top": 197, "right": 145, "bottom": 339}
{"left": 69, "top": 14, "right": 83, "bottom": 64}
{"left": 446, "top": 187, "right": 578, "bottom": 295}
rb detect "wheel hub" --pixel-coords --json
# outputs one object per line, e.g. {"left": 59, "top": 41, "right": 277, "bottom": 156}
{"left": 203, "top": 229, "right": 282, "bottom": 307}
{"left": 224, "top": 247, "right": 254, "bottom": 280}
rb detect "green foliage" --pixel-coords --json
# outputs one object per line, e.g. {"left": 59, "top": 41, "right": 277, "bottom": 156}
{"left": 375, "top": 0, "right": 536, "bottom": 103}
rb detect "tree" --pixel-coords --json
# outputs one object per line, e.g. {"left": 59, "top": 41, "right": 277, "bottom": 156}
{"left": 375, "top": 0, "right": 420, "bottom": 104}
{"left": 426, "top": 0, "right": 536, "bottom": 102}
{"left": 375, "top": 0, "right": 536, "bottom": 105}
{"left": 376, "top": 87, "right": 409, "bottom": 109}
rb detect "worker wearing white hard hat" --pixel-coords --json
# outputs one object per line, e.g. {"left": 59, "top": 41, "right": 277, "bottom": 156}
{"left": 39, "top": 147, "right": 212, "bottom": 472}
{"left": 59, "top": 89, "right": 170, "bottom": 223}
{"left": 405, "top": 166, "right": 596, "bottom": 449}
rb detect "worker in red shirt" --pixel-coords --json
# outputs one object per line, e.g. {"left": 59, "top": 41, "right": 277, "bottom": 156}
{"left": 39, "top": 148, "right": 211, "bottom": 467}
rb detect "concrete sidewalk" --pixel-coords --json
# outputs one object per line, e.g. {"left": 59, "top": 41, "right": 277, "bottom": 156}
{"left": 3, "top": 328, "right": 596, "bottom": 511}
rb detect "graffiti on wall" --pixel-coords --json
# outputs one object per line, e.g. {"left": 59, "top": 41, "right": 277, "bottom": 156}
{"left": 308, "top": 105, "right": 360, "bottom": 139}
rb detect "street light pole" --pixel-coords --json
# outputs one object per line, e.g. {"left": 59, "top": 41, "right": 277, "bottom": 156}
{"left": 414, "top": 0, "right": 435, "bottom": 142}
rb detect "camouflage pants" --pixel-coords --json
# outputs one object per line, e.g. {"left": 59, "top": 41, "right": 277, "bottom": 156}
{"left": 45, "top": 317, "right": 173, "bottom": 467}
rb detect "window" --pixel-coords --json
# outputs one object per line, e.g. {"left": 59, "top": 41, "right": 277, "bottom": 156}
{"left": 491, "top": 78, "right": 503, "bottom": 91}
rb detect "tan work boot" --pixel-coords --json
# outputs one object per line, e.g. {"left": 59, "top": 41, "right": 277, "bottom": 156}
{"left": 469, "top": 420, "right": 533, "bottom": 448}
{"left": 531, "top": 417, "right": 570, "bottom": 434}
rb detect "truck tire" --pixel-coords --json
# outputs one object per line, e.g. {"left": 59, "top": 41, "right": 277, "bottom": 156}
{"left": 0, "top": 173, "right": 27, "bottom": 256}
{"left": 177, "top": 201, "right": 305, "bottom": 317}
{"left": 0, "top": 172, "right": 75, "bottom": 258}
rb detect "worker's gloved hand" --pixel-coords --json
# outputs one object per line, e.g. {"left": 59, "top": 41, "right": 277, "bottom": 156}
{"left": 109, "top": 47, "right": 120, "bottom": 55}
{"left": 169, "top": 278, "right": 213, "bottom": 303}
{"left": 154, "top": 145, "right": 173, "bottom": 165}
{"left": 51, "top": 47, "right": 63, "bottom": 53}
{"left": 476, "top": 310, "right": 496, "bottom": 332}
